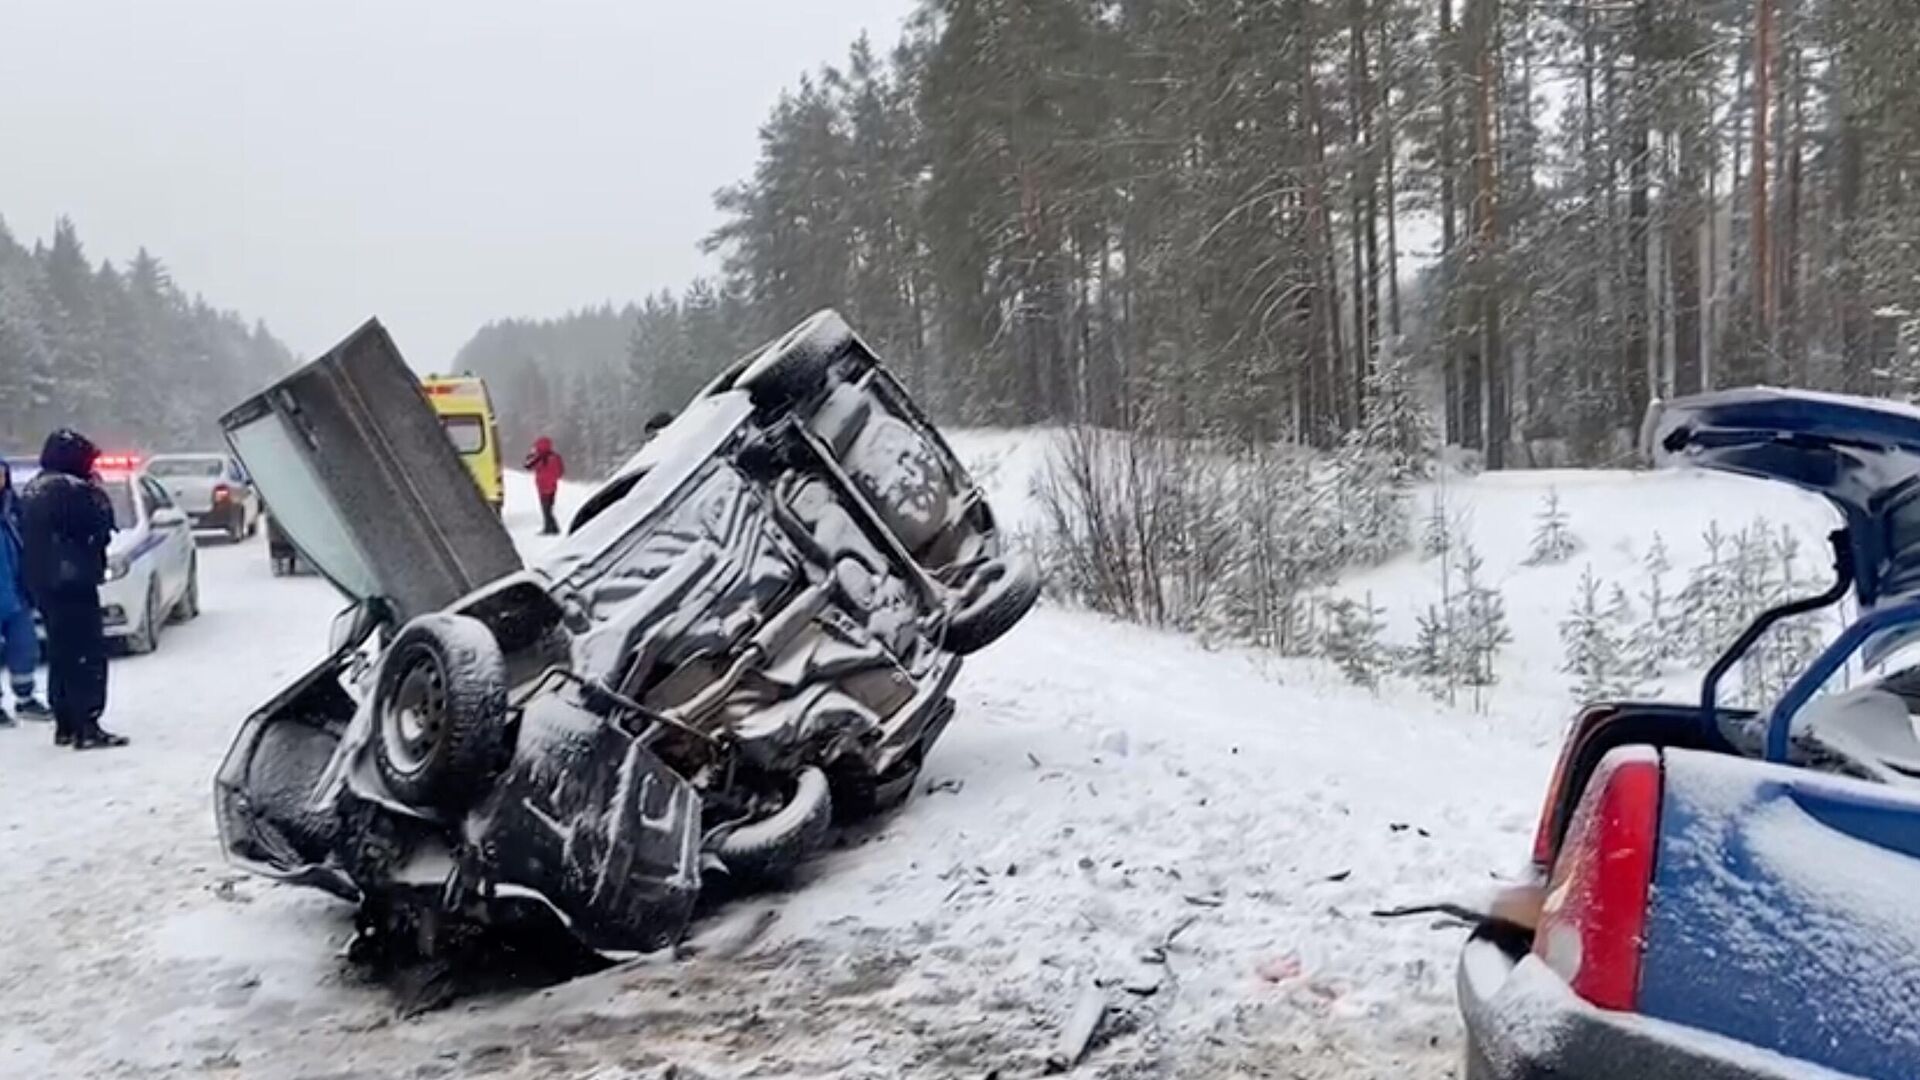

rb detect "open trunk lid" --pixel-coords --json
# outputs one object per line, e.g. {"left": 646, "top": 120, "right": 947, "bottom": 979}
{"left": 220, "top": 318, "right": 521, "bottom": 622}
{"left": 1648, "top": 387, "right": 1920, "bottom": 612}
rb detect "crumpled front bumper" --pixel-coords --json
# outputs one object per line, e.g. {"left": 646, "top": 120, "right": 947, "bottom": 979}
{"left": 465, "top": 690, "right": 703, "bottom": 957}
{"left": 1458, "top": 929, "right": 1851, "bottom": 1080}
{"left": 217, "top": 657, "right": 704, "bottom": 957}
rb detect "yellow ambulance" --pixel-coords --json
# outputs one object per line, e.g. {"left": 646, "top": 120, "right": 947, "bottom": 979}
{"left": 421, "top": 374, "right": 504, "bottom": 512}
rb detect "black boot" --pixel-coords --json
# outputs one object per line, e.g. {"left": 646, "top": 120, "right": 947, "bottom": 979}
{"left": 73, "top": 724, "right": 129, "bottom": 750}
{"left": 53, "top": 724, "right": 73, "bottom": 747}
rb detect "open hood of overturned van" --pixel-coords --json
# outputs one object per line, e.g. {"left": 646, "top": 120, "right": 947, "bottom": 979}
{"left": 221, "top": 319, "right": 522, "bottom": 622}
{"left": 1647, "top": 387, "right": 1920, "bottom": 612}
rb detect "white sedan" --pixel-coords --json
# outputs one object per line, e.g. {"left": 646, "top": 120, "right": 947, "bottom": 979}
{"left": 97, "top": 467, "right": 201, "bottom": 653}
{"left": 146, "top": 452, "right": 263, "bottom": 542}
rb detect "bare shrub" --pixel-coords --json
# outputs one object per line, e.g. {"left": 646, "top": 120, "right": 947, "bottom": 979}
{"left": 1035, "top": 424, "right": 1411, "bottom": 655}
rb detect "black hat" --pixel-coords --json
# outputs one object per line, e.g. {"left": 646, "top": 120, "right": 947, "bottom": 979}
{"left": 39, "top": 429, "right": 99, "bottom": 479}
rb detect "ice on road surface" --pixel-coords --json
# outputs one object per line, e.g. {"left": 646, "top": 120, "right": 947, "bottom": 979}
{"left": 0, "top": 460, "right": 1833, "bottom": 1078}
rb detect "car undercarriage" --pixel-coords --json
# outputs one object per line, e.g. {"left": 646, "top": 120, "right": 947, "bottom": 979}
{"left": 213, "top": 311, "right": 1040, "bottom": 974}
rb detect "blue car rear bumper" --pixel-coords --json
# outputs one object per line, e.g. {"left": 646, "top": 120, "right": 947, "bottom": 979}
{"left": 1458, "top": 929, "right": 1852, "bottom": 1080}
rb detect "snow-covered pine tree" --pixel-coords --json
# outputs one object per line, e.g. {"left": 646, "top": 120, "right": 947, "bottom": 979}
{"left": 1453, "top": 540, "right": 1511, "bottom": 700}
{"left": 1328, "top": 434, "right": 1410, "bottom": 568}
{"left": 1524, "top": 488, "right": 1579, "bottom": 566}
{"left": 1408, "top": 603, "right": 1456, "bottom": 704}
{"left": 1743, "top": 525, "right": 1827, "bottom": 703}
{"left": 1320, "top": 593, "right": 1390, "bottom": 689}
{"left": 1606, "top": 583, "right": 1642, "bottom": 697}
{"left": 1628, "top": 533, "right": 1679, "bottom": 680}
{"left": 0, "top": 217, "right": 296, "bottom": 446}
{"left": 1421, "top": 491, "right": 1452, "bottom": 560}
{"left": 1406, "top": 530, "right": 1509, "bottom": 707}
{"left": 1607, "top": 582, "right": 1634, "bottom": 629}
{"left": 1561, "top": 566, "right": 1625, "bottom": 703}
{"left": 1358, "top": 340, "right": 1436, "bottom": 482}
{"left": 1679, "top": 521, "right": 1742, "bottom": 666}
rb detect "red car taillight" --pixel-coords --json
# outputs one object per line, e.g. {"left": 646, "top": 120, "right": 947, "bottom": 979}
{"left": 1531, "top": 745, "right": 1661, "bottom": 1011}
{"left": 213, "top": 484, "right": 232, "bottom": 503}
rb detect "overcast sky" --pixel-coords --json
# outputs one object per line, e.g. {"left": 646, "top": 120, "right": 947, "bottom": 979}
{"left": 0, "top": 0, "right": 912, "bottom": 369}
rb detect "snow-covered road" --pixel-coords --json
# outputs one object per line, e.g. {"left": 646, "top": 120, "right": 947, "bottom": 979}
{"left": 0, "top": 473, "right": 1563, "bottom": 1079}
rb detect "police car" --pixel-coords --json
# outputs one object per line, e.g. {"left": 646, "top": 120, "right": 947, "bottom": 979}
{"left": 14, "top": 455, "right": 202, "bottom": 654}
{"left": 98, "top": 455, "right": 201, "bottom": 653}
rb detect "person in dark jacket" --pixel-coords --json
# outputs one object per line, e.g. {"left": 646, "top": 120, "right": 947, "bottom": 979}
{"left": 0, "top": 460, "right": 49, "bottom": 725}
{"left": 19, "top": 430, "right": 126, "bottom": 749}
{"left": 525, "top": 436, "right": 566, "bottom": 535}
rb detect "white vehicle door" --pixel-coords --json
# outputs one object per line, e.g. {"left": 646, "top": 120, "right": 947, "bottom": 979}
{"left": 141, "top": 476, "right": 192, "bottom": 603}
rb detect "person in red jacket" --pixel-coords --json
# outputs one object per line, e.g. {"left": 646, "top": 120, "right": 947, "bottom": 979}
{"left": 525, "top": 436, "right": 566, "bottom": 535}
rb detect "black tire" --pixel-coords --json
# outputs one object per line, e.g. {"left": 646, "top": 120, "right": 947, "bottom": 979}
{"left": 715, "top": 767, "right": 833, "bottom": 886}
{"left": 943, "top": 551, "right": 1042, "bottom": 655}
{"left": 371, "top": 613, "right": 510, "bottom": 812}
{"left": 271, "top": 556, "right": 293, "bottom": 577}
{"left": 126, "top": 579, "right": 162, "bottom": 655}
{"left": 737, "top": 310, "right": 851, "bottom": 412}
{"left": 169, "top": 558, "right": 200, "bottom": 623}
{"left": 248, "top": 720, "right": 343, "bottom": 863}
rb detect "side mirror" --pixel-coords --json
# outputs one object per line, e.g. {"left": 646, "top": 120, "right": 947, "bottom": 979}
{"left": 152, "top": 508, "right": 188, "bottom": 528}
{"left": 329, "top": 600, "right": 389, "bottom": 655}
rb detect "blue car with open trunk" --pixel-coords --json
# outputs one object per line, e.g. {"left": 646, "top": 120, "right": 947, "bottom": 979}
{"left": 1461, "top": 388, "right": 1920, "bottom": 1080}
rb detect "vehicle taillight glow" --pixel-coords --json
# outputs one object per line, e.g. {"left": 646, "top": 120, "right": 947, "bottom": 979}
{"left": 1532, "top": 745, "right": 1661, "bottom": 1012}
{"left": 213, "top": 484, "right": 232, "bottom": 503}
{"left": 95, "top": 453, "right": 141, "bottom": 471}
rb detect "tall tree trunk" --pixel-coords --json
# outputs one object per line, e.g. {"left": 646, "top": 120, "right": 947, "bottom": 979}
{"left": 1472, "top": 0, "right": 1505, "bottom": 467}
{"left": 1752, "top": 0, "right": 1773, "bottom": 340}
{"left": 1776, "top": 17, "right": 1804, "bottom": 384}
{"left": 1379, "top": 0, "right": 1403, "bottom": 338}
{"left": 1439, "top": 0, "right": 1467, "bottom": 447}
{"left": 1674, "top": 118, "right": 1705, "bottom": 396}
{"left": 1348, "top": 0, "right": 1374, "bottom": 426}
{"left": 1621, "top": 0, "right": 1652, "bottom": 437}
{"left": 1302, "top": 2, "right": 1348, "bottom": 443}
{"left": 1836, "top": 78, "right": 1867, "bottom": 393}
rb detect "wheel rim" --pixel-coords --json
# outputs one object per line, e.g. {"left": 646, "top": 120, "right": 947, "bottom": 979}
{"left": 382, "top": 648, "right": 448, "bottom": 776}
{"left": 953, "top": 561, "right": 1006, "bottom": 619}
